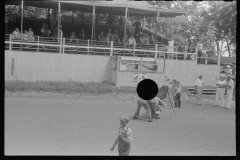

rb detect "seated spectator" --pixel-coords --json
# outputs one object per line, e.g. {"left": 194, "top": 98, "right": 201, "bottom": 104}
{"left": 128, "top": 34, "right": 136, "bottom": 47}
{"left": 22, "top": 30, "right": 29, "bottom": 42}
{"left": 112, "top": 30, "right": 121, "bottom": 44}
{"left": 12, "top": 28, "right": 21, "bottom": 40}
{"left": 52, "top": 26, "right": 58, "bottom": 40}
{"left": 28, "top": 28, "right": 35, "bottom": 41}
{"left": 139, "top": 35, "right": 145, "bottom": 44}
{"left": 79, "top": 28, "right": 85, "bottom": 39}
{"left": 98, "top": 31, "right": 105, "bottom": 41}
{"left": 144, "top": 34, "right": 150, "bottom": 45}
{"left": 47, "top": 29, "right": 52, "bottom": 37}
{"left": 70, "top": 31, "right": 79, "bottom": 43}
{"left": 122, "top": 34, "right": 129, "bottom": 46}
{"left": 149, "top": 34, "right": 156, "bottom": 44}
{"left": 106, "top": 29, "right": 112, "bottom": 44}
{"left": 41, "top": 20, "right": 48, "bottom": 37}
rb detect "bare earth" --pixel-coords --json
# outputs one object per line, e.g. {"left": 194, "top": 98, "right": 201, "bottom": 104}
{"left": 5, "top": 91, "right": 236, "bottom": 156}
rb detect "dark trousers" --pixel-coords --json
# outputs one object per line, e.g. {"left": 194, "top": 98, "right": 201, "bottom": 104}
{"left": 134, "top": 28, "right": 140, "bottom": 39}
{"left": 5, "top": 23, "right": 8, "bottom": 34}
{"left": 175, "top": 93, "right": 181, "bottom": 107}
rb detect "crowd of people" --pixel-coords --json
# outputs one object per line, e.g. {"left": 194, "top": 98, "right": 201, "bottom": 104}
{"left": 11, "top": 27, "right": 35, "bottom": 42}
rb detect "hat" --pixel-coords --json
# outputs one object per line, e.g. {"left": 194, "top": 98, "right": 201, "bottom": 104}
{"left": 119, "top": 115, "right": 130, "bottom": 121}
{"left": 226, "top": 65, "right": 231, "bottom": 68}
{"left": 199, "top": 74, "right": 203, "bottom": 76}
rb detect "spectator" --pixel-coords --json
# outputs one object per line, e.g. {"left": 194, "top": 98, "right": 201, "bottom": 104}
{"left": 214, "top": 75, "right": 226, "bottom": 107}
{"left": 5, "top": 11, "right": 9, "bottom": 34}
{"left": 122, "top": 34, "right": 129, "bottom": 46}
{"left": 22, "top": 30, "right": 29, "bottom": 42}
{"left": 133, "top": 19, "right": 141, "bottom": 39}
{"left": 28, "top": 28, "right": 35, "bottom": 41}
{"left": 52, "top": 26, "right": 58, "bottom": 40}
{"left": 128, "top": 34, "right": 136, "bottom": 47}
{"left": 8, "top": 11, "right": 14, "bottom": 33}
{"left": 70, "top": 31, "right": 79, "bottom": 43}
{"left": 143, "top": 34, "right": 149, "bottom": 45}
{"left": 149, "top": 34, "right": 156, "bottom": 44}
{"left": 226, "top": 65, "right": 232, "bottom": 75}
{"left": 79, "top": 28, "right": 85, "bottom": 39}
{"left": 112, "top": 30, "right": 121, "bottom": 44}
{"left": 98, "top": 31, "right": 105, "bottom": 41}
{"left": 168, "top": 37, "right": 174, "bottom": 53}
{"left": 47, "top": 29, "right": 52, "bottom": 37}
{"left": 106, "top": 29, "right": 112, "bottom": 44}
{"left": 225, "top": 75, "right": 234, "bottom": 109}
{"left": 139, "top": 35, "right": 145, "bottom": 45}
{"left": 41, "top": 20, "right": 48, "bottom": 37}
{"left": 173, "top": 81, "right": 182, "bottom": 108}
{"left": 195, "top": 74, "right": 204, "bottom": 105}
{"left": 12, "top": 28, "right": 21, "bottom": 40}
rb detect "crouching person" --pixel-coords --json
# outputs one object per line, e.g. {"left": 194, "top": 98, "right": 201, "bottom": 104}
{"left": 149, "top": 97, "right": 167, "bottom": 119}
{"left": 133, "top": 99, "right": 153, "bottom": 122}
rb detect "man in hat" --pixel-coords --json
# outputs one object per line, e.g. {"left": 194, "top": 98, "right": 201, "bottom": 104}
{"left": 226, "top": 65, "right": 232, "bottom": 75}
{"left": 111, "top": 115, "right": 133, "bottom": 156}
{"left": 133, "top": 19, "right": 141, "bottom": 39}
{"left": 195, "top": 74, "right": 204, "bottom": 105}
{"left": 214, "top": 75, "right": 226, "bottom": 107}
{"left": 225, "top": 75, "right": 234, "bottom": 109}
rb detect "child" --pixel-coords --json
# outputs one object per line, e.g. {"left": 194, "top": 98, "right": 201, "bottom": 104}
{"left": 111, "top": 115, "right": 133, "bottom": 156}
{"left": 173, "top": 81, "right": 182, "bottom": 108}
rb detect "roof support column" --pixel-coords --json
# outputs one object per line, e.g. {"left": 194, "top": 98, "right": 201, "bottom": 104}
{"left": 20, "top": 0, "right": 23, "bottom": 51}
{"left": 57, "top": 1, "right": 61, "bottom": 44}
{"left": 171, "top": 17, "right": 173, "bottom": 38}
{"left": 155, "top": 10, "right": 160, "bottom": 43}
{"left": 91, "top": 3, "right": 95, "bottom": 47}
{"left": 123, "top": 6, "right": 128, "bottom": 50}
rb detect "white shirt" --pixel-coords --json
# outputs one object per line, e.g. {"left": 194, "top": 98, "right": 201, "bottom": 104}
{"left": 216, "top": 80, "right": 226, "bottom": 88}
{"left": 129, "top": 38, "right": 136, "bottom": 45}
{"left": 226, "top": 79, "right": 234, "bottom": 91}
{"left": 119, "top": 125, "right": 133, "bottom": 142}
{"left": 168, "top": 41, "right": 174, "bottom": 47}
{"left": 227, "top": 69, "right": 232, "bottom": 75}
{"left": 195, "top": 78, "right": 204, "bottom": 87}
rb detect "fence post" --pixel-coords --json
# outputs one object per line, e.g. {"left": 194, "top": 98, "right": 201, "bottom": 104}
{"left": 59, "top": 31, "right": 62, "bottom": 54}
{"left": 9, "top": 34, "right": 12, "bottom": 50}
{"left": 217, "top": 51, "right": 221, "bottom": 66}
{"left": 37, "top": 36, "right": 39, "bottom": 52}
{"left": 110, "top": 41, "right": 113, "bottom": 56}
{"left": 155, "top": 44, "right": 158, "bottom": 58}
{"left": 140, "top": 58, "right": 142, "bottom": 72}
{"left": 133, "top": 42, "right": 135, "bottom": 57}
{"left": 63, "top": 38, "right": 65, "bottom": 54}
{"left": 87, "top": 39, "right": 89, "bottom": 55}
{"left": 195, "top": 46, "right": 198, "bottom": 62}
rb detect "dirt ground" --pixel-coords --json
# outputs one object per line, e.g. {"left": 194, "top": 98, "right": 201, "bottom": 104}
{"left": 5, "top": 88, "right": 236, "bottom": 156}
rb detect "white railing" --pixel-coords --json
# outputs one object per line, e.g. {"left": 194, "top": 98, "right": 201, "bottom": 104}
{"left": 5, "top": 34, "right": 207, "bottom": 63}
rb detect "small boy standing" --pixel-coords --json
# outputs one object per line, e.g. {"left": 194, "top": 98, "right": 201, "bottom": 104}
{"left": 173, "top": 81, "right": 182, "bottom": 108}
{"left": 111, "top": 115, "right": 133, "bottom": 156}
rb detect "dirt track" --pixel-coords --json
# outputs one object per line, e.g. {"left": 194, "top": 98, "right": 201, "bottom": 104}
{"left": 5, "top": 91, "right": 236, "bottom": 156}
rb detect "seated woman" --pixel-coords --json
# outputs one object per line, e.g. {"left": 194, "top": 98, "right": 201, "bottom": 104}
{"left": 12, "top": 28, "right": 21, "bottom": 40}
{"left": 79, "top": 28, "right": 85, "bottom": 39}
{"left": 27, "top": 28, "right": 35, "bottom": 41}
{"left": 149, "top": 34, "right": 156, "bottom": 44}
{"left": 22, "top": 30, "right": 29, "bottom": 42}
{"left": 128, "top": 34, "right": 136, "bottom": 47}
{"left": 106, "top": 29, "right": 112, "bottom": 44}
{"left": 70, "top": 31, "right": 79, "bottom": 43}
{"left": 98, "top": 31, "right": 105, "bottom": 41}
{"left": 112, "top": 30, "right": 121, "bottom": 44}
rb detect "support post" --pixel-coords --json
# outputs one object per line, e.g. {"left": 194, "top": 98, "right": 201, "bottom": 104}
{"left": 151, "top": 17, "right": 153, "bottom": 32}
{"left": 9, "top": 34, "right": 12, "bottom": 50}
{"left": 217, "top": 50, "right": 220, "bottom": 66}
{"left": 63, "top": 38, "right": 65, "bottom": 53}
{"left": 110, "top": 41, "right": 113, "bottom": 56}
{"left": 91, "top": 4, "right": 95, "bottom": 47}
{"left": 87, "top": 39, "right": 89, "bottom": 55}
{"left": 133, "top": 42, "right": 135, "bottom": 56}
{"left": 37, "top": 36, "right": 39, "bottom": 52}
{"left": 155, "top": 44, "right": 158, "bottom": 59}
{"left": 20, "top": 0, "right": 23, "bottom": 51}
{"left": 57, "top": 2, "right": 60, "bottom": 44}
{"left": 123, "top": 7, "right": 128, "bottom": 50}
{"left": 59, "top": 31, "right": 62, "bottom": 54}
{"left": 196, "top": 46, "right": 198, "bottom": 63}
{"left": 71, "top": 11, "right": 74, "bottom": 31}
{"left": 171, "top": 17, "right": 173, "bottom": 38}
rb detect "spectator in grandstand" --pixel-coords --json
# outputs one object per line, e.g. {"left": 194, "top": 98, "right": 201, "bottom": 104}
{"left": 133, "top": 19, "right": 141, "bottom": 39}
{"left": 128, "top": 34, "right": 136, "bottom": 47}
{"left": 145, "top": 34, "right": 150, "bottom": 45}
{"left": 79, "top": 28, "right": 85, "bottom": 39}
{"left": 106, "top": 29, "right": 112, "bottom": 44}
{"left": 12, "top": 28, "right": 21, "bottom": 40}
{"left": 41, "top": 20, "right": 48, "bottom": 37}
{"left": 112, "top": 30, "right": 121, "bottom": 44}
{"left": 28, "top": 28, "right": 35, "bottom": 41}
{"left": 139, "top": 35, "right": 145, "bottom": 45}
{"left": 122, "top": 34, "right": 129, "bottom": 46}
{"left": 47, "top": 29, "right": 52, "bottom": 37}
{"left": 22, "top": 30, "right": 29, "bottom": 42}
{"left": 5, "top": 11, "right": 9, "bottom": 34}
{"left": 52, "top": 26, "right": 58, "bottom": 40}
{"left": 149, "top": 34, "right": 156, "bottom": 44}
{"left": 70, "top": 31, "right": 79, "bottom": 43}
{"left": 98, "top": 31, "right": 105, "bottom": 41}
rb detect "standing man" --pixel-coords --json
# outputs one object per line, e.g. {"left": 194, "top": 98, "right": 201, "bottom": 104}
{"left": 226, "top": 65, "right": 232, "bottom": 75}
{"left": 133, "top": 19, "right": 141, "bottom": 39}
{"left": 195, "top": 74, "right": 204, "bottom": 105}
{"left": 214, "top": 75, "right": 226, "bottom": 107}
{"left": 225, "top": 75, "right": 234, "bottom": 109}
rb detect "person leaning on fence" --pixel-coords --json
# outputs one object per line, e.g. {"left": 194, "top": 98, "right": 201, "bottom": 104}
{"left": 133, "top": 99, "right": 153, "bottom": 122}
{"left": 12, "top": 28, "right": 21, "bottom": 40}
{"left": 70, "top": 31, "right": 79, "bottom": 43}
{"left": 128, "top": 35, "right": 136, "bottom": 47}
{"left": 27, "top": 28, "right": 35, "bottom": 42}
{"left": 224, "top": 75, "right": 234, "bottom": 109}
{"left": 214, "top": 75, "right": 226, "bottom": 107}
{"left": 195, "top": 74, "right": 204, "bottom": 105}
{"left": 111, "top": 115, "right": 133, "bottom": 156}
{"left": 173, "top": 81, "right": 182, "bottom": 108}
